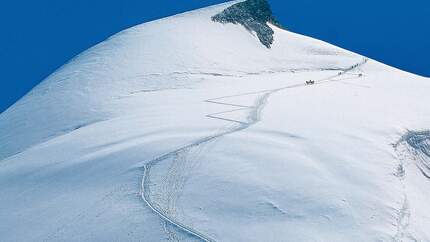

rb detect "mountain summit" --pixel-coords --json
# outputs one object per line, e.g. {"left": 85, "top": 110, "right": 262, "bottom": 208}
{"left": 212, "top": 0, "right": 282, "bottom": 48}
{"left": 1, "top": 1, "right": 429, "bottom": 241}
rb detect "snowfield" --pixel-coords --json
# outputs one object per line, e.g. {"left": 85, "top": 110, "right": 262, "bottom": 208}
{"left": 1, "top": 1, "right": 429, "bottom": 241}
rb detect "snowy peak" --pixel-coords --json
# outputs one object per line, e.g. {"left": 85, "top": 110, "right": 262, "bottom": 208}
{"left": 1, "top": 1, "right": 430, "bottom": 241}
{"left": 0, "top": 0, "right": 360, "bottom": 161}
{"left": 212, "top": 0, "right": 281, "bottom": 48}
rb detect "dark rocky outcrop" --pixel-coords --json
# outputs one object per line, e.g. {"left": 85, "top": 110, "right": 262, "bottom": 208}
{"left": 212, "top": 0, "right": 283, "bottom": 48}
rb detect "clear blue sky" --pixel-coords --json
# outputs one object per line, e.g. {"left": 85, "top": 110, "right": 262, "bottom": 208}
{"left": 0, "top": 0, "right": 429, "bottom": 112}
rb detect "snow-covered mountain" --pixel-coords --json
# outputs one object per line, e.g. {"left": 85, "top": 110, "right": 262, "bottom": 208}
{"left": 1, "top": 0, "right": 429, "bottom": 241}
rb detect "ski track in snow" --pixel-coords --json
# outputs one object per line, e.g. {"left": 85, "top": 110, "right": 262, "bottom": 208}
{"left": 141, "top": 58, "right": 368, "bottom": 242}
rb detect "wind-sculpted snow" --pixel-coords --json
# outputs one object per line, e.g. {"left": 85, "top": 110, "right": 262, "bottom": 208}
{"left": 212, "top": 0, "right": 281, "bottom": 48}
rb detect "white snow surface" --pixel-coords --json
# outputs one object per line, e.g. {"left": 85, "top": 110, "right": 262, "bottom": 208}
{"left": 1, "top": 1, "right": 430, "bottom": 241}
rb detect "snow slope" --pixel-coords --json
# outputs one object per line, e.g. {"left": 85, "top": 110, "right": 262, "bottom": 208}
{"left": 1, "top": 0, "right": 429, "bottom": 241}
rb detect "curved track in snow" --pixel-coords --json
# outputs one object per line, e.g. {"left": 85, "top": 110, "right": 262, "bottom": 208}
{"left": 141, "top": 58, "right": 368, "bottom": 242}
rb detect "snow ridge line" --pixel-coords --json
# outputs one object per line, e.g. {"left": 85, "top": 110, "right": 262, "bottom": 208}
{"left": 141, "top": 58, "right": 367, "bottom": 242}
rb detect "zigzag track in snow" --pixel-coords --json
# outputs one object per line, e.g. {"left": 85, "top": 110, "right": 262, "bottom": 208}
{"left": 205, "top": 58, "right": 368, "bottom": 125}
{"left": 141, "top": 58, "right": 367, "bottom": 242}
